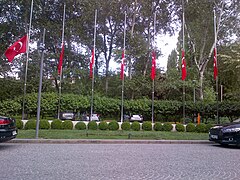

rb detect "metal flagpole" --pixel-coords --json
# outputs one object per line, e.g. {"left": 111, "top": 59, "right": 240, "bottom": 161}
{"left": 151, "top": 12, "right": 156, "bottom": 125}
{"left": 57, "top": 3, "right": 66, "bottom": 120}
{"left": 120, "top": 11, "right": 127, "bottom": 124}
{"left": 22, "top": 0, "right": 34, "bottom": 120}
{"left": 36, "top": 28, "right": 46, "bottom": 139}
{"left": 90, "top": 10, "right": 97, "bottom": 121}
{"left": 214, "top": 9, "right": 219, "bottom": 124}
{"left": 182, "top": 0, "right": 186, "bottom": 124}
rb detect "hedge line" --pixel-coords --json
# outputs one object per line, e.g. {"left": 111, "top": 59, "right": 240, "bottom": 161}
{"left": 17, "top": 119, "right": 212, "bottom": 133}
{"left": 1, "top": 92, "right": 240, "bottom": 121}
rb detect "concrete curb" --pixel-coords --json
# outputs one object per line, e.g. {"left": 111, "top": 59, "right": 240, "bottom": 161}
{"left": 7, "top": 139, "right": 214, "bottom": 144}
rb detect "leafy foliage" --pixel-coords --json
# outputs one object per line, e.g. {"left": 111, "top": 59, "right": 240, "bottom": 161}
{"left": 186, "top": 123, "right": 195, "bottom": 132}
{"left": 25, "top": 120, "right": 36, "bottom": 130}
{"left": 16, "top": 119, "right": 23, "bottom": 129}
{"left": 88, "top": 121, "right": 98, "bottom": 130}
{"left": 51, "top": 119, "right": 63, "bottom": 129}
{"left": 75, "top": 122, "right": 87, "bottom": 130}
{"left": 175, "top": 123, "right": 185, "bottom": 132}
{"left": 131, "top": 122, "right": 140, "bottom": 131}
{"left": 99, "top": 121, "right": 108, "bottom": 130}
{"left": 121, "top": 122, "right": 131, "bottom": 131}
{"left": 62, "top": 120, "right": 73, "bottom": 130}
{"left": 154, "top": 122, "right": 163, "bottom": 131}
{"left": 39, "top": 120, "right": 50, "bottom": 130}
{"left": 108, "top": 121, "right": 119, "bottom": 131}
{"left": 162, "top": 123, "right": 173, "bottom": 131}
{"left": 142, "top": 121, "right": 152, "bottom": 131}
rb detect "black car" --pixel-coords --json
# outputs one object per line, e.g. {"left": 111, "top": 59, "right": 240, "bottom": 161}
{"left": 0, "top": 116, "right": 17, "bottom": 143}
{"left": 209, "top": 122, "right": 240, "bottom": 146}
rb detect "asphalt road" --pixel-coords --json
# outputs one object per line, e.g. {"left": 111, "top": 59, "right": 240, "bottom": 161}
{"left": 0, "top": 143, "right": 240, "bottom": 180}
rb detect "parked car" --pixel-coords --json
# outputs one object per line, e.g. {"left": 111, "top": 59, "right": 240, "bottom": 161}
{"left": 130, "top": 115, "right": 143, "bottom": 123}
{"left": 81, "top": 114, "right": 100, "bottom": 121}
{"left": 0, "top": 116, "right": 17, "bottom": 143}
{"left": 209, "top": 121, "right": 240, "bottom": 146}
{"left": 59, "top": 111, "right": 75, "bottom": 120}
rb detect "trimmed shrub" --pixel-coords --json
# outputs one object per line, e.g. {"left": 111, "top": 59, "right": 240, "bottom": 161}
{"left": 121, "top": 122, "right": 131, "bottom": 131}
{"left": 25, "top": 120, "right": 36, "bottom": 130}
{"left": 51, "top": 119, "right": 63, "bottom": 129}
{"left": 16, "top": 119, "right": 23, "bottom": 129}
{"left": 99, "top": 121, "right": 108, "bottom": 130}
{"left": 186, "top": 123, "right": 195, "bottom": 132}
{"left": 62, "top": 120, "right": 73, "bottom": 130}
{"left": 39, "top": 120, "right": 50, "bottom": 129}
{"left": 131, "top": 121, "right": 140, "bottom": 131}
{"left": 205, "top": 123, "right": 213, "bottom": 133}
{"left": 75, "top": 122, "right": 86, "bottom": 130}
{"left": 175, "top": 123, "right": 185, "bottom": 132}
{"left": 195, "top": 123, "right": 207, "bottom": 133}
{"left": 108, "top": 121, "right": 119, "bottom": 131}
{"left": 142, "top": 121, "right": 152, "bottom": 131}
{"left": 163, "top": 122, "right": 173, "bottom": 131}
{"left": 154, "top": 122, "right": 163, "bottom": 131}
{"left": 88, "top": 121, "right": 98, "bottom": 130}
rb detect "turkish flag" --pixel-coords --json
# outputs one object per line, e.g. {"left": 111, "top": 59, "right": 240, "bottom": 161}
{"left": 213, "top": 47, "right": 218, "bottom": 80}
{"left": 5, "top": 35, "right": 28, "bottom": 62}
{"left": 181, "top": 50, "right": 187, "bottom": 81}
{"left": 151, "top": 50, "right": 156, "bottom": 80}
{"left": 120, "top": 50, "right": 124, "bottom": 80}
{"left": 58, "top": 43, "right": 64, "bottom": 75}
{"left": 90, "top": 48, "right": 94, "bottom": 78}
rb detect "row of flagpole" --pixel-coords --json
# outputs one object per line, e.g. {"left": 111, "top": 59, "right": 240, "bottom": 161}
{"left": 3, "top": 1, "right": 220, "bottom": 137}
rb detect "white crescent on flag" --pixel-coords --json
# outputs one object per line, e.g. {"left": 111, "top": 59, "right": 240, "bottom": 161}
{"left": 13, "top": 42, "right": 23, "bottom": 52}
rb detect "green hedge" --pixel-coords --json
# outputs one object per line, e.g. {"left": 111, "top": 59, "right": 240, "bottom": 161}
{"left": 16, "top": 119, "right": 23, "bottom": 129}
{"left": 121, "top": 122, "right": 131, "bottom": 130}
{"left": 175, "top": 123, "right": 185, "bottom": 132}
{"left": 142, "top": 122, "right": 152, "bottom": 131}
{"left": 51, "top": 119, "right": 63, "bottom": 129}
{"left": 62, "top": 120, "right": 73, "bottom": 130}
{"left": 75, "top": 122, "right": 86, "bottom": 130}
{"left": 186, "top": 123, "right": 195, "bottom": 132}
{"left": 99, "top": 121, "right": 108, "bottom": 130}
{"left": 154, "top": 122, "right": 163, "bottom": 131}
{"left": 162, "top": 123, "right": 173, "bottom": 131}
{"left": 25, "top": 120, "right": 36, "bottom": 130}
{"left": 88, "top": 121, "right": 98, "bottom": 130}
{"left": 195, "top": 123, "right": 207, "bottom": 133}
{"left": 108, "top": 121, "right": 119, "bottom": 131}
{"left": 131, "top": 122, "right": 140, "bottom": 131}
{"left": 39, "top": 120, "right": 50, "bottom": 129}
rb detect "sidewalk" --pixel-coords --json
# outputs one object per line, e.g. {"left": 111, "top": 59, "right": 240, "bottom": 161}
{"left": 8, "top": 139, "right": 214, "bottom": 144}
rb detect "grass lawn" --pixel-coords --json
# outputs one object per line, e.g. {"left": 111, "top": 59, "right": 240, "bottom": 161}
{"left": 17, "top": 130, "right": 209, "bottom": 140}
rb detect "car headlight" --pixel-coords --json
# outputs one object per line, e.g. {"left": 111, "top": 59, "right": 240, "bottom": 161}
{"left": 222, "top": 128, "right": 240, "bottom": 133}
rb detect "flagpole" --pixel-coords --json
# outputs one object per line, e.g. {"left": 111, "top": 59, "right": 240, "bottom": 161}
{"left": 36, "top": 28, "right": 46, "bottom": 139}
{"left": 151, "top": 12, "right": 156, "bottom": 126}
{"left": 90, "top": 10, "right": 97, "bottom": 121}
{"left": 120, "top": 11, "right": 127, "bottom": 124}
{"left": 182, "top": 0, "right": 186, "bottom": 124}
{"left": 22, "top": 0, "right": 33, "bottom": 120}
{"left": 214, "top": 9, "right": 219, "bottom": 124}
{"left": 57, "top": 3, "right": 66, "bottom": 120}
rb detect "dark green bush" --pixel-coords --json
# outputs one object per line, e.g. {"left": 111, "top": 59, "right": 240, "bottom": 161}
{"left": 62, "top": 120, "right": 73, "bottom": 130}
{"left": 51, "top": 119, "right": 63, "bottom": 129}
{"left": 154, "top": 122, "right": 163, "bottom": 131}
{"left": 121, "top": 122, "right": 131, "bottom": 130}
{"left": 142, "top": 121, "right": 152, "bottom": 131}
{"left": 131, "top": 122, "right": 140, "bottom": 131}
{"left": 99, "top": 121, "right": 108, "bottom": 130}
{"left": 186, "top": 123, "right": 195, "bottom": 132}
{"left": 16, "top": 119, "right": 23, "bottom": 129}
{"left": 75, "top": 122, "right": 86, "bottom": 130}
{"left": 39, "top": 120, "right": 50, "bottom": 129}
{"left": 108, "top": 121, "right": 119, "bottom": 131}
{"left": 163, "top": 122, "right": 173, "bottom": 131}
{"left": 195, "top": 123, "right": 207, "bottom": 133}
{"left": 25, "top": 120, "right": 36, "bottom": 130}
{"left": 88, "top": 121, "right": 98, "bottom": 130}
{"left": 175, "top": 123, "right": 185, "bottom": 132}
{"left": 205, "top": 123, "right": 213, "bottom": 133}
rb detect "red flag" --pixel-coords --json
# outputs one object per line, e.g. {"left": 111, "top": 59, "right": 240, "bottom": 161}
{"left": 151, "top": 50, "right": 156, "bottom": 80}
{"left": 213, "top": 47, "right": 218, "bottom": 80}
{"left": 181, "top": 50, "right": 187, "bottom": 80}
{"left": 120, "top": 50, "right": 125, "bottom": 80}
{"left": 90, "top": 49, "right": 94, "bottom": 78}
{"left": 58, "top": 43, "right": 64, "bottom": 75}
{"left": 5, "top": 35, "right": 28, "bottom": 62}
